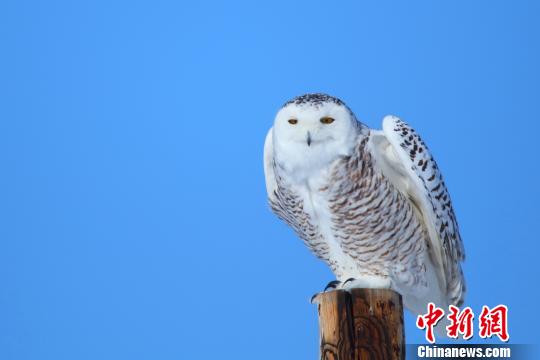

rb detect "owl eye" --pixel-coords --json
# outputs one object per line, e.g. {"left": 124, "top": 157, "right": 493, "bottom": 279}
{"left": 320, "top": 117, "right": 335, "bottom": 124}
{"left": 288, "top": 119, "right": 298, "bottom": 125}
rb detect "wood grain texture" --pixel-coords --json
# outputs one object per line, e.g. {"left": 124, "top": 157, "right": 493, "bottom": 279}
{"left": 315, "top": 289, "right": 405, "bottom": 360}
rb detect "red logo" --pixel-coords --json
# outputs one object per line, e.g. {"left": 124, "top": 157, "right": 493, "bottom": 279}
{"left": 416, "top": 303, "right": 445, "bottom": 343}
{"left": 479, "top": 305, "right": 509, "bottom": 342}
{"left": 416, "top": 303, "right": 509, "bottom": 343}
{"left": 446, "top": 305, "right": 474, "bottom": 340}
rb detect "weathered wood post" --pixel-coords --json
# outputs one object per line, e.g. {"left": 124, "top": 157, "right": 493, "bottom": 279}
{"left": 314, "top": 288, "right": 405, "bottom": 360}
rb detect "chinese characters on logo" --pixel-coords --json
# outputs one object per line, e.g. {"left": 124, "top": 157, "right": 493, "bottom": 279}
{"left": 416, "top": 303, "right": 509, "bottom": 343}
{"left": 479, "top": 305, "right": 509, "bottom": 342}
{"left": 447, "top": 305, "right": 474, "bottom": 340}
{"left": 416, "top": 303, "right": 445, "bottom": 343}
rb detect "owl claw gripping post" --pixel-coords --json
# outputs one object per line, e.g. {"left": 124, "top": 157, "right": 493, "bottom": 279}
{"left": 264, "top": 93, "right": 465, "bottom": 318}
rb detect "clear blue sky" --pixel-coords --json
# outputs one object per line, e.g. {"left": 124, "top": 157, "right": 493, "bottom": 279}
{"left": 1, "top": 1, "right": 539, "bottom": 359}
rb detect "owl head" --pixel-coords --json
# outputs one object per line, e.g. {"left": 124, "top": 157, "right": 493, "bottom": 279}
{"left": 272, "top": 93, "right": 365, "bottom": 174}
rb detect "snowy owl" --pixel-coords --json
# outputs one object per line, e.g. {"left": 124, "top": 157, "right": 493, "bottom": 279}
{"left": 264, "top": 93, "right": 465, "bottom": 315}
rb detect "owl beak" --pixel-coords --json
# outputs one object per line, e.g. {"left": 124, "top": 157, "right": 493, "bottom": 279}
{"left": 306, "top": 131, "right": 312, "bottom": 146}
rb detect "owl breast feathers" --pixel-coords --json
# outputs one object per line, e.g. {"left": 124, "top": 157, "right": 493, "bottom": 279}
{"left": 264, "top": 93, "right": 465, "bottom": 316}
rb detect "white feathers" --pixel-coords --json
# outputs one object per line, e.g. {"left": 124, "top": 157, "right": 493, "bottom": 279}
{"left": 375, "top": 115, "right": 465, "bottom": 306}
{"left": 271, "top": 99, "right": 361, "bottom": 182}
{"left": 263, "top": 129, "right": 277, "bottom": 197}
{"left": 264, "top": 94, "right": 465, "bottom": 315}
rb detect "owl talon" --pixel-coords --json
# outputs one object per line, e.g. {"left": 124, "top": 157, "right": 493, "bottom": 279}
{"left": 324, "top": 280, "right": 341, "bottom": 291}
{"left": 310, "top": 280, "right": 342, "bottom": 304}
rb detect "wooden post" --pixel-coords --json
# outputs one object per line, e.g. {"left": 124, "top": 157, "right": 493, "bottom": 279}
{"left": 314, "top": 289, "right": 405, "bottom": 360}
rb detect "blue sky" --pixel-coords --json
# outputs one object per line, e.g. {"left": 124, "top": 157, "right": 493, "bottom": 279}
{"left": 1, "top": 0, "right": 539, "bottom": 359}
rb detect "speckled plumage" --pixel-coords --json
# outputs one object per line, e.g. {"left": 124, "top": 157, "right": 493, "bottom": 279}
{"left": 264, "top": 93, "right": 465, "bottom": 315}
{"left": 282, "top": 93, "right": 347, "bottom": 108}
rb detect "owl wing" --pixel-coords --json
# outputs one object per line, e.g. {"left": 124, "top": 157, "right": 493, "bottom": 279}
{"left": 263, "top": 128, "right": 278, "bottom": 203}
{"left": 264, "top": 128, "right": 330, "bottom": 262}
{"left": 368, "top": 115, "right": 465, "bottom": 306}
{"left": 263, "top": 127, "right": 302, "bottom": 231}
